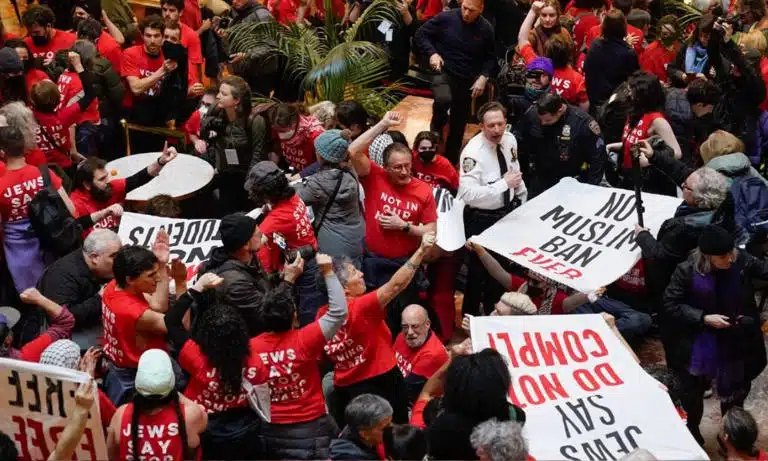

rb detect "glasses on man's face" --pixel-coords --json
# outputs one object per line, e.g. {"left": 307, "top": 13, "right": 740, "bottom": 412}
{"left": 682, "top": 183, "right": 693, "bottom": 191}
{"left": 401, "top": 322, "right": 426, "bottom": 332}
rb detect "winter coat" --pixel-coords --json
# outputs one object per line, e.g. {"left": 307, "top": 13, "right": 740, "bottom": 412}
{"left": 329, "top": 427, "right": 379, "bottom": 460}
{"left": 708, "top": 153, "right": 768, "bottom": 187}
{"left": 260, "top": 415, "right": 335, "bottom": 460}
{"left": 91, "top": 55, "right": 124, "bottom": 120}
{"left": 584, "top": 37, "right": 639, "bottom": 109}
{"left": 662, "top": 251, "right": 768, "bottom": 381}
{"left": 200, "top": 111, "right": 268, "bottom": 174}
{"left": 295, "top": 167, "right": 365, "bottom": 264}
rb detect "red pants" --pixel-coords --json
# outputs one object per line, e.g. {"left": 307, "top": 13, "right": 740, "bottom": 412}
{"left": 428, "top": 252, "right": 461, "bottom": 342}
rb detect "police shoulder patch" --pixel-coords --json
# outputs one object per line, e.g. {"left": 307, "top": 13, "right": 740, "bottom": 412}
{"left": 462, "top": 157, "right": 477, "bottom": 173}
{"left": 588, "top": 120, "right": 601, "bottom": 136}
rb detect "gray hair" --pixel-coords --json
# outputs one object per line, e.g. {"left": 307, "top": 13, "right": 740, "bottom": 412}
{"left": 71, "top": 40, "right": 97, "bottom": 67}
{"left": 0, "top": 102, "right": 39, "bottom": 151}
{"left": 345, "top": 394, "right": 393, "bottom": 432}
{"left": 692, "top": 247, "right": 738, "bottom": 274}
{"left": 309, "top": 101, "right": 336, "bottom": 129}
{"left": 330, "top": 256, "right": 356, "bottom": 286}
{"left": 690, "top": 167, "right": 728, "bottom": 209}
{"left": 620, "top": 448, "right": 659, "bottom": 461}
{"left": 470, "top": 419, "right": 528, "bottom": 461}
{"left": 83, "top": 229, "right": 121, "bottom": 256}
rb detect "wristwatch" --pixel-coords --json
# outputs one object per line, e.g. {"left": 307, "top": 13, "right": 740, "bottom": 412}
{"left": 402, "top": 222, "right": 411, "bottom": 233}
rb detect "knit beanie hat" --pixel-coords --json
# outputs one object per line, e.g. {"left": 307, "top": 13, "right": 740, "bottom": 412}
{"left": 0, "top": 48, "right": 23, "bottom": 74}
{"left": 73, "top": 0, "right": 102, "bottom": 18}
{"left": 499, "top": 292, "right": 538, "bottom": 315}
{"left": 314, "top": 129, "right": 350, "bottom": 164}
{"left": 526, "top": 57, "right": 554, "bottom": 77}
{"left": 698, "top": 225, "right": 734, "bottom": 256}
{"left": 135, "top": 349, "right": 175, "bottom": 398}
{"left": 369, "top": 133, "right": 393, "bottom": 166}
{"left": 40, "top": 340, "right": 81, "bottom": 370}
{"left": 219, "top": 213, "right": 258, "bottom": 252}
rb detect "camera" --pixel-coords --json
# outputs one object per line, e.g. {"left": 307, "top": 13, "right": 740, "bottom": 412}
{"left": 272, "top": 232, "right": 316, "bottom": 264}
{"left": 218, "top": 16, "right": 231, "bottom": 29}
{"left": 716, "top": 15, "right": 742, "bottom": 29}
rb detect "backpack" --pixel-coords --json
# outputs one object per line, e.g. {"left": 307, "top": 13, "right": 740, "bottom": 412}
{"left": 730, "top": 176, "right": 768, "bottom": 248}
{"left": 27, "top": 165, "right": 83, "bottom": 257}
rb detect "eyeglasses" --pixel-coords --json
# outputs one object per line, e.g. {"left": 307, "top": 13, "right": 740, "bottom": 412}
{"left": 682, "top": 183, "right": 693, "bottom": 191}
{"left": 401, "top": 322, "right": 426, "bottom": 332}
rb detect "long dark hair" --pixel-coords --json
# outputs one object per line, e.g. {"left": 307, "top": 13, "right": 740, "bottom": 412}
{"left": 194, "top": 305, "right": 250, "bottom": 396}
{"left": 627, "top": 71, "right": 665, "bottom": 126}
{"left": 130, "top": 391, "right": 188, "bottom": 459}
{"left": 442, "top": 349, "right": 512, "bottom": 423}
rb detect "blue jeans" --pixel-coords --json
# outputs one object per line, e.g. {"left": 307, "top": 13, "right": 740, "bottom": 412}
{"left": 575, "top": 297, "right": 652, "bottom": 341}
{"left": 294, "top": 258, "right": 327, "bottom": 326}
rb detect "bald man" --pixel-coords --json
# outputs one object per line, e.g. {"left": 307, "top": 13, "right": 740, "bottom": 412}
{"left": 393, "top": 304, "right": 449, "bottom": 405}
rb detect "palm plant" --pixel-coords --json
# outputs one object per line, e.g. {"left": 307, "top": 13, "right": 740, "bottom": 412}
{"left": 665, "top": 0, "right": 703, "bottom": 30}
{"left": 227, "top": 0, "right": 404, "bottom": 117}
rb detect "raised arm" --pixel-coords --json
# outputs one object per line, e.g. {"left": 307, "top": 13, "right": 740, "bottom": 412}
{"left": 348, "top": 111, "right": 402, "bottom": 177}
{"left": 316, "top": 254, "right": 349, "bottom": 340}
{"left": 145, "top": 229, "right": 171, "bottom": 313}
{"left": 468, "top": 242, "right": 513, "bottom": 290}
{"left": 48, "top": 380, "right": 95, "bottom": 461}
{"left": 377, "top": 232, "right": 436, "bottom": 307}
{"left": 102, "top": 11, "right": 126, "bottom": 45}
{"left": 518, "top": 1, "right": 543, "bottom": 48}
{"left": 126, "top": 59, "right": 175, "bottom": 96}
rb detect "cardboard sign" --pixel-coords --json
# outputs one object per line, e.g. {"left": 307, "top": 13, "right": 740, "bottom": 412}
{"left": 471, "top": 178, "right": 681, "bottom": 292}
{"left": 470, "top": 315, "right": 708, "bottom": 461}
{"left": 0, "top": 358, "right": 107, "bottom": 460}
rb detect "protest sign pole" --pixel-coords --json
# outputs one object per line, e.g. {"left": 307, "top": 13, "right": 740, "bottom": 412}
{"left": 630, "top": 144, "right": 645, "bottom": 227}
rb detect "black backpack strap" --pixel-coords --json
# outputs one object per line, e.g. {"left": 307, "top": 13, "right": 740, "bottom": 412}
{"left": 313, "top": 169, "right": 346, "bottom": 233}
{"left": 37, "top": 165, "right": 55, "bottom": 192}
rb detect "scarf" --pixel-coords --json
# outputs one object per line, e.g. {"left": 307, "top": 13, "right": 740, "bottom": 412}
{"left": 532, "top": 25, "right": 561, "bottom": 57}
{"left": 685, "top": 43, "right": 708, "bottom": 74}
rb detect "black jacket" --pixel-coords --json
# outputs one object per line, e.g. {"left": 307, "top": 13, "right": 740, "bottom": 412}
{"left": 662, "top": 252, "right": 768, "bottom": 376}
{"left": 91, "top": 55, "right": 124, "bottom": 120}
{"left": 198, "top": 246, "right": 292, "bottom": 337}
{"left": 329, "top": 427, "right": 379, "bottom": 460}
{"left": 37, "top": 249, "right": 108, "bottom": 329}
{"left": 584, "top": 37, "right": 639, "bottom": 109}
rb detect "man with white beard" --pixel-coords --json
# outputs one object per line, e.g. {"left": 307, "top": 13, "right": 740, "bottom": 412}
{"left": 393, "top": 304, "right": 449, "bottom": 406}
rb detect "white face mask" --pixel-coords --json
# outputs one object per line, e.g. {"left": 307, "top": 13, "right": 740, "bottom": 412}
{"left": 277, "top": 129, "right": 296, "bottom": 140}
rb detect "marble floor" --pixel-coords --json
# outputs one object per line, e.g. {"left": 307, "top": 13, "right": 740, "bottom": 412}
{"left": 637, "top": 338, "right": 768, "bottom": 460}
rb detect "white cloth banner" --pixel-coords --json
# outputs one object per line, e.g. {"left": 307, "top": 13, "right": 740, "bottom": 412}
{"left": 433, "top": 187, "right": 466, "bottom": 251}
{"left": 471, "top": 178, "right": 681, "bottom": 292}
{"left": 118, "top": 212, "right": 222, "bottom": 281}
{"left": 0, "top": 358, "right": 107, "bottom": 460}
{"left": 470, "top": 315, "right": 708, "bottom": 461}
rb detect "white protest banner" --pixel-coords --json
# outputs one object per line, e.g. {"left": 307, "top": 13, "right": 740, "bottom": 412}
{"left": 471, "top": 178, "right": 681, "bottom": 292}
{"left": 0, "top": 358, "right": 107, "bottom": 460}
{"left": 470, "top": 315, "right": 708, "bottom": 461}
{"left": 433, "top": 187, "right": 466, "bottom": 251}
{"left": 118, "top": 212, "right": 222, "bottom": 281}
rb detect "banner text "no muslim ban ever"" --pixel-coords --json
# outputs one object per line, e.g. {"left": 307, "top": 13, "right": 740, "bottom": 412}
{"left": 471, "top": 178, "right": 681, "bottom": 292}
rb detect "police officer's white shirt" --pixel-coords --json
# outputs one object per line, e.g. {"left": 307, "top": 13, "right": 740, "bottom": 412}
{"left": 458, "top": 132, "right": 528, "bottom": 210}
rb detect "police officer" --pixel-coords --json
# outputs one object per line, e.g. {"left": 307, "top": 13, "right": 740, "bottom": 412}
{"left": 515, "top": 93, "right": 605, "bottom": 197}
{"left": 458, "top": 101, "right": 527, "bottom": 316}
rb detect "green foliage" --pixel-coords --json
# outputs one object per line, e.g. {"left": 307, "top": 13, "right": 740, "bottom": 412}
{"left": 664, "top": 0, "right": 703, "bottom": 30}
{"left": 227, "top": 0, "right": 403, "bottom": 117}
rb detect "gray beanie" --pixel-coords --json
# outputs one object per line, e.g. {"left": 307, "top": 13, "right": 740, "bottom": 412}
{"left": 314, "top": 129, "right": 350, "bottom": 164}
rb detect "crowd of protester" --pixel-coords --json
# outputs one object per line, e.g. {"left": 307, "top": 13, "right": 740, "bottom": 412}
{"left": 2, "top": 0, "right": 768, "bottom": 458}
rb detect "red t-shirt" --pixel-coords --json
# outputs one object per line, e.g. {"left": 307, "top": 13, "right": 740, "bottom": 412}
{"left": 552, "top": 66, "right": 588, "bottom": 105}
{"left": 361, "top": 163, "right": 437, "bottom": 259}
{"left": 179, "top": 341, "right": 249, "bottom": 414}
{"left": 56, "top": 69, "right": 100, "bottom": 124}
{"left": 275, "top": 115, "right": 325, "bottom": 171}
{"left": 614, "top": 259, "right": 646, "bottom": 294}
{"left": 268, "top": 0, "right": 300, "bottom": 24}
{"left": 409, "top": 398, "right": 429, "bottom": 429}
{"left": 118, "top": 403, "right": 200, "bottom": 461}
{"left": 393, "top": 330, "right": 448, "bottom": 379}
{"left": 101, "top": 280, "right": 168, "bottom": 369}
{"left": 181, "top": 23, "right": 203, "bottom": 66}
{"left": 98, "top": 30, "right": 123, "bottom": 74}
{"left": 0, "top": 165, "right": 62, "bottom": 222}
{"left": 573, "top": 12, "right": 601, "bottom": 51}
{"left": 24, "top": 30, "right": 76, "bottom": 62}
{"left": 412, "top": 155, "right": 459, "bottom": 191}
{"left": 519, "top": 43, "right": 537, "bottom": 65}
{"left": 510, "top": 274, "right": 567, "bottom": 314}
{"left": 121, "top": 45, "right": 165, "bottom": 108}
{"left": 246, "top": 323, "right": 329, "bottom": 424}
{"left": 184, "top": 109, "right": 203, "bottom": 143}
{"left": 26, "top": 69, "right": 50, "bottom": 97}
{"left": 639, "top": 41, "right": 677, "bottom": 83}
{"left": 258, "top": 194, "right": 318, "bottom": 273}
{"left": 70, "top": 177, "right": 128, "bottom": 234}
{"left": 25, "top": 148, "right": 48, "bottom": 167}
{"left": 416, "top": 0, "right": 443, "bottom": 19}
{"left": 182, "top": 0, "right": 203, "bottom": 30}
{"left": 621, "top": 111, "right": 665, "bottom": 169}
{"left": 34, "top": 103, "right": 85, "bottom": 167}
{"left": 585, "top": 24, "right": 644, "bottom": 56}
{"left": 317, "top": 290, "right": 397, "bottom": 387}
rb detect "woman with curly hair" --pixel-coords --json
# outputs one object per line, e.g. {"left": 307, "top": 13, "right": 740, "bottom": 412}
{"left": 245, "top": 253, "right": 348, "bottom": 459}
{"left": 164, "top": 272, "right": 262, "bottom": 460}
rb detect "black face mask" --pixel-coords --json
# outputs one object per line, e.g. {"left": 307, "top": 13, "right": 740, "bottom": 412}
{"left": 90, "top": 183, "right": 114, "bottom": 203}
{"left": 418, "top": 149, "right": 437, "bottom": 163}
{"left": 72, "top": 16, "right": 84, "bottom": 29}
{"left": 31, "top": 34, "right": 50, "bottom": 46}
